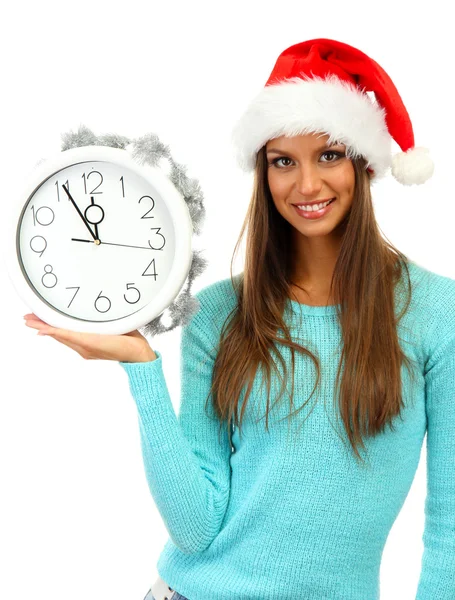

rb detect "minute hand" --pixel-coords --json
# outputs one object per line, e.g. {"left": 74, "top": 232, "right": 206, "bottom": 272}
{"left": 62, "top": 184, "right": 98, "bottom": 242}
{"left": 71, "top": 238, "right": 154, "bottom": 250}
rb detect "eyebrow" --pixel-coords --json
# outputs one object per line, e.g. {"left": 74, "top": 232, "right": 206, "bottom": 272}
{"left": 266, "top": 142, "right": 345, "bottom": 154}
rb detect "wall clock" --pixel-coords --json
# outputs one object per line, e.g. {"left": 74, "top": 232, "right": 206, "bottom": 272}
{"left": 4, "top": 126, "right": 207, "bottom": 336}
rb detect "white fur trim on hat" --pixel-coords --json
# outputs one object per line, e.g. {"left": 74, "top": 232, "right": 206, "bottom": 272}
{"left": 231, "top": 74, "right": 392, "bottom": 179}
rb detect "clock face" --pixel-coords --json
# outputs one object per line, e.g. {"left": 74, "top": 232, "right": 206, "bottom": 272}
{"left": 17, "top": 159, "right": 177, "bottom": 323}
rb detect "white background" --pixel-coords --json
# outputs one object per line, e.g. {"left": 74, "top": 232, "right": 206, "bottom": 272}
{"left": 1, "top": 1, "right": 453, "bottom": 599}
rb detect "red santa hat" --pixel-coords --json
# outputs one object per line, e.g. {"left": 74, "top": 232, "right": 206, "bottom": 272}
{"left": 231, "top": 38, "right": 434, "bottom": 186}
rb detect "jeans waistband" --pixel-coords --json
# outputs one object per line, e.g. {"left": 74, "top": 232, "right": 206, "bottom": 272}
{"left": 149, "top": 575, "right": 189, "bottom": 600}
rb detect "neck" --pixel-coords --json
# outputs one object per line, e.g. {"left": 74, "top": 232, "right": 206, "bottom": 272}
{"left": 290, "top": 233, "right": 342, "bottom": 297}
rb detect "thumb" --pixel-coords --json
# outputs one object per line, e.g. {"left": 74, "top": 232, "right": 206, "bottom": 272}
{"left": 124, "top": 329, "right": 148, "bottom": 341}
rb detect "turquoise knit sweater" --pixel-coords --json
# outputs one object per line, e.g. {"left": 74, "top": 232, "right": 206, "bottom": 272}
{"left": 119, "top": 260, "right": 455, "bottom": 599}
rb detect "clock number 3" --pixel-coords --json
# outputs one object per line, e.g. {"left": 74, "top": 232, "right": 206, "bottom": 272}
{"left": 148, "top": 228, "right": 166, "bottom": 251}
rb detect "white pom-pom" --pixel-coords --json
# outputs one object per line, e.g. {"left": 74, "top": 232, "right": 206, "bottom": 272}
{"left": 391, "top": 146, "right": 434, "bottom": 185}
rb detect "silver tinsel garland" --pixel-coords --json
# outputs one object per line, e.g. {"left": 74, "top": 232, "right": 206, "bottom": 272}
{"left": 38, "top": 124, "right": 208, "bottom": 338}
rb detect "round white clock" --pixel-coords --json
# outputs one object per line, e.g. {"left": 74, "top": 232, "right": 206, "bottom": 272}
{"left": 5, "top": 144, "right": 195, "bottom": 335}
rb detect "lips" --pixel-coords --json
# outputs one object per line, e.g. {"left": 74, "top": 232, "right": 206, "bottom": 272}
{"left": 293, "top": 198, "right": 336, "bottom": 219}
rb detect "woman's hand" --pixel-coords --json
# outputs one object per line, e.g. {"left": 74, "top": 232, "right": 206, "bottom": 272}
{"left": 23, "top": 313, "right": 157, "bottom": 363}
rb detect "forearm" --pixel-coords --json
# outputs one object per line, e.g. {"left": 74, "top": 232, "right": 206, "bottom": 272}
{"left": 120, "top": 353, "right": 231, "bottom": 554}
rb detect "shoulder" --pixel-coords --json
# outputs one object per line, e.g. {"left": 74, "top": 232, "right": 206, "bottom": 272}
{"left": 194, "top": 273, "right": 242, "bottom": 310}
{"left": 406, "top": 260, "right": 455, "bottom": 356}
{"left": 407, "top": 260, "right": 455, "bottom": 317}
{"left": 186, "top": 273, "right": 242, "bottom": 338}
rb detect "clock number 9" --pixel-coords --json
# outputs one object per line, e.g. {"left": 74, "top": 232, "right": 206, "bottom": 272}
{"left": 30, "top": 235, "right": 47, "bottom": 258}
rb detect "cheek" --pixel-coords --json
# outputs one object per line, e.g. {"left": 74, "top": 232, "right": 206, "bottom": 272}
{"left": 267, "top": 172, "right": 288, "bottom": 200}
{"left": 335, "top": 165, "right": 355, "bottom": 198}
{"left": 267, "top": 179, "right": 288, "bottom": 219}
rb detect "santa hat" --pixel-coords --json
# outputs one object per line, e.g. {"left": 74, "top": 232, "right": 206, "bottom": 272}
{"left": 231, "top": 38, "right": 434, "bottom": 186}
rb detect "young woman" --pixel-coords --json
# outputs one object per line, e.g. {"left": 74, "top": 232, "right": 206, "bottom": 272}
{"left": 24, "top": 39, "right": 455, "bottom": 600}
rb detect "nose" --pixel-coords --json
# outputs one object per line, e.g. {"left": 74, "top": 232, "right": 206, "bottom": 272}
{"left": 295, "top": 163, "right": 323, "bottom": 198}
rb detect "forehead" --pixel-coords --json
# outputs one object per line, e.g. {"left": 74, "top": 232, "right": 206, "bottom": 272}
{"left": 265, "top": 132, "right": 343, "bottom": 150}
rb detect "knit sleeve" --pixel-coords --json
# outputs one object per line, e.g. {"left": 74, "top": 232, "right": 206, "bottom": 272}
{"left": 416, "top": 321, "right": 455, "bottom": 598}
{"left": 118, "top": 292, "right": 232, "bottom": 555}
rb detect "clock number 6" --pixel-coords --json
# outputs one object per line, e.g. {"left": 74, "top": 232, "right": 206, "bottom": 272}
{"left": 94, "top": 291, "right": 111, "bottom": 313}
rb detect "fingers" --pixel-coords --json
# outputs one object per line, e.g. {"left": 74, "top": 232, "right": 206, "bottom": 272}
{"left": 24, "top": 314, "right": 52, "bottom": 334}
{"left": 23, "top": 314, "right": 95, "bottom": 355}
{"left": 23, "top": 315, "right": 151, "bottom": 362}
{"left": 24, "top": 314, "right": 69, "bottom": 339}
{"left": 24, "top": 315, "right": 92, "bottom": 357}
{"left": 24, "top": 314, "right": 89, "bottom": 341}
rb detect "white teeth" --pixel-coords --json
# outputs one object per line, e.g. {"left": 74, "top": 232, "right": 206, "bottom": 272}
{"left": 296, "top": 199, "right": 333, "bottom": 212}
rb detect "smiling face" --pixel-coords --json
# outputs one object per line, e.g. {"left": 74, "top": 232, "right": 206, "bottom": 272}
{"left": 265, "top": 132, "right": 355, "bottom": 240}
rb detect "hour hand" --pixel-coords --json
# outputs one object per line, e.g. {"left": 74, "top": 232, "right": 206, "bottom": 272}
{"left": 91, "top": 196, "right": 100, "bottom": 240}
{"left": 62, "top": 184, "right": 98, "bottom": 242}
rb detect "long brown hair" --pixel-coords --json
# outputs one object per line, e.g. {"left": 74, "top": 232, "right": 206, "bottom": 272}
{"left": 205, "top": 145, "right": 418, "bottom": 465}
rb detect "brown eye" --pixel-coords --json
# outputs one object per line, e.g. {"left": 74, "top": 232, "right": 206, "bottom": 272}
{"left": 321, "top": 151, "right": 345, "bottom": 162}
{"left": 270, "top": 157, "right": 293, "bottom": 168}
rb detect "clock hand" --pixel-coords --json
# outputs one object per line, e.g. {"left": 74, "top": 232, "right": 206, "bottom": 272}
{"left": 62, "top": 184, "right": 99, "bottom": 243}
{"left": 71, "top": 238, "right": 155, "bottom": 250}
{"left": 91, "top": 196, "right": 99, "bottom": 240}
